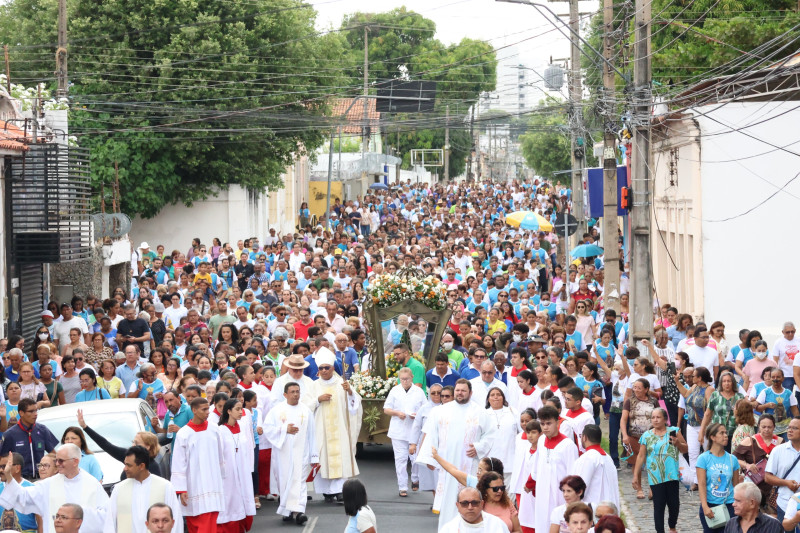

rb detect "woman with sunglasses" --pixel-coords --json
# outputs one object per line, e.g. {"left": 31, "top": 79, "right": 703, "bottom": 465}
{"left": 478, "top": 471, "right": 522, "bottom": 532}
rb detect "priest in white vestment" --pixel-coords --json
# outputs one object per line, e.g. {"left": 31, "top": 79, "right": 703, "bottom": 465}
{"left": 415, "top": 379, "right": 496, "bottom": 530}
{"left": 171, "top": 398, "right": 225, "bottom": 533}
{"left": 408, "top": 383, "right": 442, "bottom": 492}
{"left": 263, "top": 381, "right": 318, "bottom": 524}
{"left": 103, "top": 445, "right": 183, "bottom": 533}
{"left": 307, "top": 348, "right": 362, "bottom": 500}
{"left": 0, "top": 443, "right": 108, "bottom": 533}
{"left": 440, "top": 487, "right": 510, "bottom": 533}
{"left": 529, "top": 406, "right": 579, "bottom": 533}
{"left": 570, "top": 424, "right": 619, "bottom": 510}
{"left": 384, "top": 367, "right": 427, "bottom": 495}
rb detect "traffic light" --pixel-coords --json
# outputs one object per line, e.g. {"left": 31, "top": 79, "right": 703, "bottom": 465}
{"left": 620, "top": 186, "right": 631, "bottom": 210}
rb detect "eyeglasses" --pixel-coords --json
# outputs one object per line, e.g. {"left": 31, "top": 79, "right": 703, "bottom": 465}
{"left": 457, "top": 500, "right": 481, "bottom": 507}
{"left": 54, "top": 458, "right": 73, "bottom": 465}
{"left": 489, "top": 485, "right": 506, "bottom": 492}
{"left": 36, "top": 463, "right": 51, "bottom": 469}
{"left": 74, "top": 357, "right": 84, "bottom": 361}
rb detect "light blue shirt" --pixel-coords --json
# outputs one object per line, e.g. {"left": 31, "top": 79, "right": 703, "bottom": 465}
{"left": 115, "top": 363, "right": 141, "bottom": 391}
{"left": 79, "top": 453, "right": 104, "bottom": 482}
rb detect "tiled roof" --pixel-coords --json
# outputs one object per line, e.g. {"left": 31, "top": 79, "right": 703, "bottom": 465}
{"left": 330, "top": 98, "right": 380, "bottom": 135}
{"left": 0, "top": 121, "right": 29, "bottom": 151}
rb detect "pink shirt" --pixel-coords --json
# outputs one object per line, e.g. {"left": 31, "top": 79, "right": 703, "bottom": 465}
{"left": 744, "top": 358, "right": 776, "bottom": 394}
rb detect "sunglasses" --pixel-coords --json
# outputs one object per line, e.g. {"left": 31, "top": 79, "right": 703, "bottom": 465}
{"left": 489, "top": 485, "right": 506, "bottom": 492}
{"left": 458, "top": 500, "right": 481, "bottom": 507}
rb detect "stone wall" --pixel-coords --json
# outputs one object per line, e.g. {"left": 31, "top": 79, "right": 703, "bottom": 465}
{"left": 49, "top": 243, "right": 130, "bottom": 302}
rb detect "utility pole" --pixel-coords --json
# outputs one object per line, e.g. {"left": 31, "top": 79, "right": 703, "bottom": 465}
{"left": 362, "top": 26, "right": 369, "bottom": 156}
{"left": 444, "top": 105, "right": 450, "bottom": 182}
{"left": 56, "top": 0, "right": 68, "bottom": 97}
{"left": 631, "top": 0, "right": 653, "bottom": 346}
{"left": 568, "top": 0, "right": 587, "bottom": 244}
{"left": 467, "top": 106, "right": 474, "bottom": 181}
{"left": 602, "top": 0, "right": 621, "bottom": 314}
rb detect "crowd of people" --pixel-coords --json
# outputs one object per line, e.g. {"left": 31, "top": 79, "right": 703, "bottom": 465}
{"left": 0, "top": 178, "right": 797, "bottom": 533}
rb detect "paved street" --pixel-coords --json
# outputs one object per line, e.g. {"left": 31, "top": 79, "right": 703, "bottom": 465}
{"left": 252, "top": 444, "right": 439, "bottom": 532}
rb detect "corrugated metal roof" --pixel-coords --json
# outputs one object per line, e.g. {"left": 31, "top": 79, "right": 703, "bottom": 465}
{"left": 330, "top": 98, "right": 380, "bottom": 135}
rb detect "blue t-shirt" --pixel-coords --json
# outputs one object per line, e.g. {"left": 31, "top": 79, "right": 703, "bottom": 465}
{"left": 75, "top": 388, "right": 112, "bottom": 403}
{"left": 80, "top": 453, "right": 104, "bottom": 481}
{"left": 575, "top": 376, "right": 604, "bottom": 401}
{"left": 696, "top": 451, "right": 738, "bottom": 504}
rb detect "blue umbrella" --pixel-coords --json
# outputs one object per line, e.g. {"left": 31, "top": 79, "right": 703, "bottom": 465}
{"left": 368, "top": 183, "right": 388, "bottom": 190}
{"left": 571, "top": 243, "right": 604, "bottom": 258}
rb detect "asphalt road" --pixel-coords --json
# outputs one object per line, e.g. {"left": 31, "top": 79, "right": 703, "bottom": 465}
{"left": 252, "top": 443, "right": 440, "bottom": 533}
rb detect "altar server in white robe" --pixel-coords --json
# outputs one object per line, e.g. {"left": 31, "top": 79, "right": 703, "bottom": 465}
{"left": 563, "top": 387, "right": 596, "bottom": 453}
{"left": 528, "top": 405, "right": 578, "bottom": 533}
{"left": 416, "top": 379, "right": 496, "bottom": 530}
{"left": 440, "top": 487, "right": 510, "bottom": 533}
{"left": 384, "top": 367, "right": 427, "bottom": 495}
{"left": 0, "top": 443, "right": 108, "bottom": 533}
{"left": 512, "top": 420, "right": 540, "bottom": 533}
{"left": 569, "top": 424, "right": 619, "bottom": 510}
{"left": 409, "top": 383, "right": 442, "bottom": 492}
{"left": 307, "top": 347, "right": 362, "bottom": 500}
{"left": 216, "top": 398, "right": 256, "bottom": 533}
{"left": 263, "top": 381, "right": 318, "bottom": 525}
{"left": 104, "top": 445, "right": 183, "bottom": 533}
{"left": 171, "top": 398, "right": 225, "bottom": 533}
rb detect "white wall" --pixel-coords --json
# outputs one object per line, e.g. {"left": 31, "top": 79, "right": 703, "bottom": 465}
{"left": 695, "top": 100, "right": 800, "bottom": 341}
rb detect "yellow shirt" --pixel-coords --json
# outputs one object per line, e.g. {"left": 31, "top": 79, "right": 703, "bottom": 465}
{"left": 193, "top": 273, "right": 212, "bottom": 286}
{"left": 97, "top": 376, "right": 124, "bottom": 399}
{"left": 487, "top": 319, "right": 507, "bottom": 336}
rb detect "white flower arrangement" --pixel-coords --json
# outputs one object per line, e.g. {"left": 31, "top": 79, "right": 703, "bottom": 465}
{"left": 349, "top": 370, "right": 393, "bottom": 400}
{"left": 367, "top": 273, "right": 448, "bottom": 310}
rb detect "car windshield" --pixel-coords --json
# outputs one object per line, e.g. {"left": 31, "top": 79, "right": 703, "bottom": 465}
{"left": 41, "top": 412, "right": 140, "bottom": 453}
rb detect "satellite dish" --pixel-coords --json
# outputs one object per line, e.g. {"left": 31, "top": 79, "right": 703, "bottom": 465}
{"left": 544, "top": 64, "right": 564, "bottom": 91}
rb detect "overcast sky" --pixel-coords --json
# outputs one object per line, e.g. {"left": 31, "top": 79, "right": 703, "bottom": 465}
{"left": 313, "top": 0, "right": 600, "bottom": 71}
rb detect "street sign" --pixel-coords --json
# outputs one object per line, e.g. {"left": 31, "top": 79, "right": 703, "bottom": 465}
{"left": 554, "top": 212, "right": 579, "bottom": 237}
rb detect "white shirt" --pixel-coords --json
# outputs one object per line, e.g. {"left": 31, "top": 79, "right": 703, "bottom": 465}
{"left": 687, "top": 345, "right": 719, "bottom": 373}
{"left": 53, "top": 316, "right": 89, "bottom": 350}
{"left": 469, "top": 377, "right": 509, "bottom": 407}
{"left": 384, "top": 384, "right": 427, "bottom": 441}
{"left": 440, "top": 512, "right": 510, "bottom": 533}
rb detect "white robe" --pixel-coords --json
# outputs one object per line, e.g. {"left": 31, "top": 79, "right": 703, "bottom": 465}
{"left": 103, "top": 475, "right": 183, "bottom": 533}
{"left": 270, "top": 373, "right": 316, "bottom": 411}
{"left": 484, "top": 406, "right": 520, "bottom": 483}
{"left": 564, "top": 408, "right": 595, "bottom": 453}
{"left": 530, "top": 434, "right": 579, "bottom": 533}
{"left": 263, "top": 401, "right": 318, "bottom": 516}
{"left": 410, "top": 400, "right": 441, "bottom": 491}
{"left": 238, "top": 382, "right": 271, "bottom": 413}
{"left": 217, "top": 422, "right": 256, "bottom": 525}
{"left": 514, "top": 388, "right": 538, "bottom": 414}
{"left": 469, "top": 377, "right": 509, "bottom": 407}
{"left": 440, "top": 511, "right": 510, "bottom": 533}
{"left": 0, "top": 470, "right": 108, "bottom": 533}
{"left": 570, "top": 447, "right": 620, "bottom": 510}
{"left": 509, "top": 434, "right": 536, "bottom": 529}
{"left": 416, "top": 400, "right": 497, "bottom": 530}
{"left": 307, "top": 374, "right": 362, "bottom": 493}
{"left": 171, "top": 422, "right": 225, "bottom": 517}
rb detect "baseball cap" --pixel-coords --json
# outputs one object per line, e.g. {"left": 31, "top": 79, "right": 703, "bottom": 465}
{"left": 41, "top": 310, "right": 54, "bottom": 318}
{"left": 153, "top": 302, "right": 165, "bottom": 313}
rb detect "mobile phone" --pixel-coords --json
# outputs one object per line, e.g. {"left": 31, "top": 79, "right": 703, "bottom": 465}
{"left": 669, "top": 429, "right": 677, "bottom": 438}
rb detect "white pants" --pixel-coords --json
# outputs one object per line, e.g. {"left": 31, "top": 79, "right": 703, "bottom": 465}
{"left": 392, "top": 439, "right": 412, "bottom": 491}
{"left": 687, "top": 424, "right": 703, "bottom": 484}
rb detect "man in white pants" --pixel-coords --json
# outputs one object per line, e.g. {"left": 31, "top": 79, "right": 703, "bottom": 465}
{"left": 384, "top": 367, "right": 426, "bottom": 496}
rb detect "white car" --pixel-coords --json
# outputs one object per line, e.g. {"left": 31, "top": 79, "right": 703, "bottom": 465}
{"left": 36, "top": 398, "right": 171, "bottom": 486}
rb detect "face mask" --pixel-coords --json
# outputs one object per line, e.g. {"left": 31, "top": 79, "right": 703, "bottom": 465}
{"left": 442, "top": 342, "right": 454, "bottom": 351}
{"left": 256, "top": 313, "right": 265, "bottom": 319}
{"left": 541, "top": 300, "right": 550, "bottom": 305}
{"left": 611, "top": 370, "right": 619, "bottom": 381}
{"left": 756, "top": 350, "right": 768, "bottom": 360}
{"left": 521, "top": 299, "right": 528, "bottom": 305}
{"left": 38, "top": 333, "right": 49, "bottom": 341}
{"left": 513, "top": 334, "right": 522, "bottom": 343}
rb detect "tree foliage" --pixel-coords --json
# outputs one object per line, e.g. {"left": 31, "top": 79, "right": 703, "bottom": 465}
{"left": 338, "top": 8, "right": 496, "bottom": 178}
{"left": 0, "top": 0, "right": 348, "bottom": 217}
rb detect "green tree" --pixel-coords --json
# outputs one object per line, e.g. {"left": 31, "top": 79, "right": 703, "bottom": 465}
{"left": 0, "top": 0, "right": 348, "bottom": 217}
{"left": 519, "top": 113, "right": 571, "bottom": 181}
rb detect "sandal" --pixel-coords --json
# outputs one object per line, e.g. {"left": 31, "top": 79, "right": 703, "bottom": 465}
{"left": 411, "top": 482, "right": 419, "bottom": 492}
{"left": 636, "top": 490, "right": 646, "bottom": 499}
{"left": 399, "top": 491, "right": 408, "bottom": 497}
{"left": 254, "top": 499, "right": 261, "bottom": 509}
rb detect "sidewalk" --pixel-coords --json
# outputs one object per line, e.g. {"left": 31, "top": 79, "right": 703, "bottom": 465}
{"left": 616, "top": 461, "right": 700, "bottom": 532}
